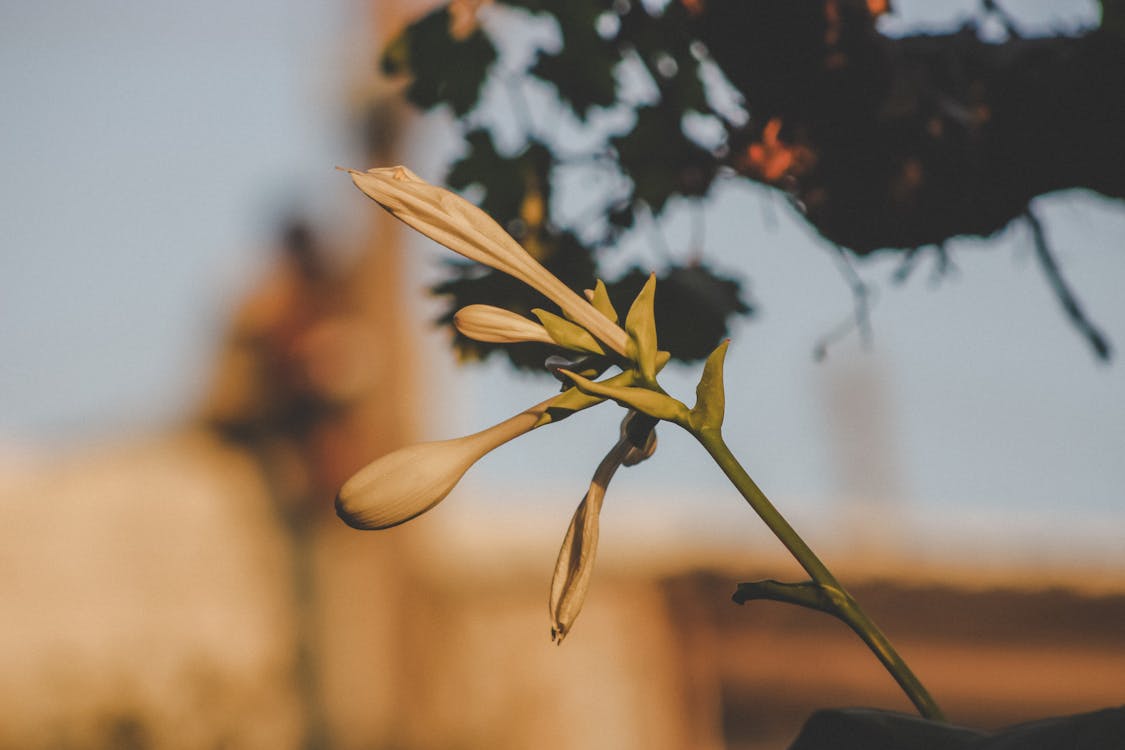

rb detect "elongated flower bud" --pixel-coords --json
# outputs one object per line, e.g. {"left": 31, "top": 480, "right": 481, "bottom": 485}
{"left": 337, "top": 398, "right": 553, "bottom": 529}
{"left": 549, "top": 437, "right": 632, "bottom": 643}
{"left": 549, "top": 412, "right": 658, "bottom": 641}
{"left": 453, "top": 304, "right": 554, "bottom": 345}
{"left": 347, "top": 166, "right": 629, "bottom": 357}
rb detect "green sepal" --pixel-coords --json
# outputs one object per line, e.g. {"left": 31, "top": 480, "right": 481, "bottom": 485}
{"left": 535, "top": 369, "right": 639, "bottom": 427}
{"left": 689, "top": 339, "right": 729, "bottom": 432}
{"left": 624, "top": 273, "right": 658, "bottom": 384}
{"left": 587, "top": 279, "right": 618, "bottom": 323}
{"left": 560, "top": 370, "right": 689, "bottom": 424}
{"left": 532, "top": 309, "right": 605, "bottom": 355}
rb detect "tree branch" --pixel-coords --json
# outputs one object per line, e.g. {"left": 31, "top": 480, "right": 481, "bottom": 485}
{"left": 1025, "top": 208, "right": 1112, "bottom": 361}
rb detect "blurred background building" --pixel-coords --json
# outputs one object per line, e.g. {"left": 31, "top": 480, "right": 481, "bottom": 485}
{"left": 1, "top": 1, "right": 1123, "bottom": 749}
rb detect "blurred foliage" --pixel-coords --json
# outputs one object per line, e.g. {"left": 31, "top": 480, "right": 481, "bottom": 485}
{"left": 379, "top": 0, "right": 1123, "bottom": 365}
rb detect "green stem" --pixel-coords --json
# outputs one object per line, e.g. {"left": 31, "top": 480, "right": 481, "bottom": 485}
{"left": 693, "top": 426, "right": 945, "bottom": 721}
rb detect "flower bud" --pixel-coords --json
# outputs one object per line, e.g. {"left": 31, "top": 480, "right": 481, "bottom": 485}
{"left": 347, "top": 166, "right": 630, "bottom": 357}
{"left": 548, "top": 410, "right": 654, "bottom": 642}
{"left": 549, "top": 438, "right": 632, "bottom": 643}
{"left": 454, "top": 304, "right": 554, "bottom": 345}
{"left": 337, "top": 399, "right": 551, "bottom": 529}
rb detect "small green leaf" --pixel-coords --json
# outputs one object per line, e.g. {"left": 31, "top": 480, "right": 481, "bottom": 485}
{"left": 624, "top": 273, "right": 658, "bottom": 383}
{"left": 532, "top": 309, "right": 605, "bottom": 355}
{"left": 586, "top": 279, "right": 618, "bottom": 323}
{"left": 690, "top": 339, "right": 729, "bottom": 432}
{"left": 560, "top": 370, "right": 688, "bottom": 424}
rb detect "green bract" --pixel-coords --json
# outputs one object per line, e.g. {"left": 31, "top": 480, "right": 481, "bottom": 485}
{"left": 532, "top": 308, "right": 606, "bottom": 355}
{"left": 585, "top": 279, "right": 619, "bottom": 323}
{"left": 560, "top": 370, "right": 690, "bottom": 425}
{"left": 624, "top": 273, "right": 659, "bottom": 385}
{"left": 689, "top": 339, "right": 730, "bottom": 432}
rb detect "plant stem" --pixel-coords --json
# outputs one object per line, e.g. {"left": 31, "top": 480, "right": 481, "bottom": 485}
{"left": 693, "top": 427, "right": 946, "bottom": 721}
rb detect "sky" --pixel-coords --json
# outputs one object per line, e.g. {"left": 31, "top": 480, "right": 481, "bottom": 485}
{"left": 1, "top": 0, "right": 1122, "bottom": 569}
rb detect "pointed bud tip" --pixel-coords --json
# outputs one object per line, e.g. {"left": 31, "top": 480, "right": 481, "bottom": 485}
{"left": 334, "top": 491, "right": 372, "bottom": 530}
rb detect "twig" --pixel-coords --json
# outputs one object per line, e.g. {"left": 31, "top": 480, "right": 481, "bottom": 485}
{"left": 980, "top": 0, "right": 1023, "bottom": 39}
{"left": 813, "top": 244, "right": 875, "bottom": 360}
{"left": 1025, "top": 208, "right": 1111, "bottom": 361}
{"left": 891, "top": 245, "right": 923, "bottom": 285}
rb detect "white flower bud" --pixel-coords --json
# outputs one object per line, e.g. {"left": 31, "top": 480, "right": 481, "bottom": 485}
{"left": 347, "top": 166, "right": 629, "bottom": 357}
{"left": 337, "top": 398, "right": 551, "bottom": 529}
{"left": 453, "top": 304, "right": 554, "bottom": 345}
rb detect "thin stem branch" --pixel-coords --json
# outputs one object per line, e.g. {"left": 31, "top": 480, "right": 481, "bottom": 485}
{"left": 691, "top": 426, "right": 946, "bottom": 721}
{"left": 1025, "top": 208, "right": 1111, "bottom": 361}
{"left": 812, "top": 244, "right": 875, "bottom": 360}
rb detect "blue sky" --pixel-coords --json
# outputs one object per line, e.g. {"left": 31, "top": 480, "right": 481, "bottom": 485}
{"left": 1, "top": 0, "right": 1122, "bottom": 566}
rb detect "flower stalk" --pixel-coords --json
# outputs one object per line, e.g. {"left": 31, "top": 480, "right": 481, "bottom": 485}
{"left": 692, "top": 427, "right": 945, "bottom": 721}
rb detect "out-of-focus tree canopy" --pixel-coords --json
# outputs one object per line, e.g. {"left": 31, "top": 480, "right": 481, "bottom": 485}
{"left": 377, "top": 0, "right": 1124, "bottom": 366}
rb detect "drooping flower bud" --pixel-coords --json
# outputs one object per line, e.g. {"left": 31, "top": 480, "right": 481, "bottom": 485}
{"left": 549, "top": 412, "right": 656, "bottom": 642}
{"left": 549, "top": 437, "right": 631, "bottom": 643}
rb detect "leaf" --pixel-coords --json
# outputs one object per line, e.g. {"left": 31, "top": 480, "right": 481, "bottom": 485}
{"left": 445, "top": 132, "right": 553, "bottom": 230}
{"left": 617, "top": 0, "right": 710, "bottom": 111}
{"left": 528, "top": 1, "right": 621, "bottom": 119}
{"left": 611, "top": 105, "right": 719, "bottom": 214}
{"left": 381, "top": 6, "right": 497, "bottom": 117}
{"left": 530, "top": 40, "right": 619, "bottom": 119}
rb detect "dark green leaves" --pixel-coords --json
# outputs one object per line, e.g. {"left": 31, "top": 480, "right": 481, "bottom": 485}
{"left": 445, "top": 131, "right": 553, "bottom": 231}
{"left": 381, "top": 6, "right": 496, "bottom": 117}
{"left": 611, "top": 105, "right": 719, "bottom": 214}
{"left": 388, "top": 0, "right": 755, "bottom": 374}
{"left": 531, "top": 41, "right": 619, "bottom": 119}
